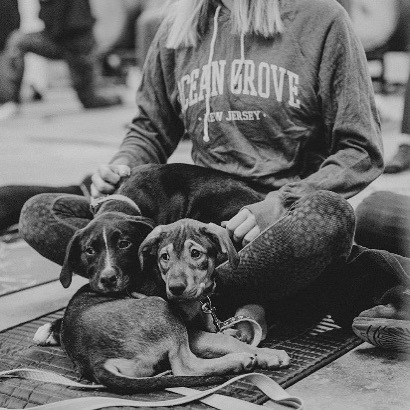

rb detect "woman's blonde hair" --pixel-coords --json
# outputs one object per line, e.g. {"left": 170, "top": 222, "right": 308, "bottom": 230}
{"left": 166, "top": 0, "right": 283, "bottom": 49}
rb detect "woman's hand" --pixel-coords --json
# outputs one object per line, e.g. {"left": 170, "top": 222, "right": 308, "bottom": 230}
{"left": 222, "top": 208, "right": 261, "bottom": 248}
{"left": 91, "top": 164, "right": 131, "bottom": 198}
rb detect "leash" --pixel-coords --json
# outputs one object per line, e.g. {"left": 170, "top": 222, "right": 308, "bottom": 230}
{"left": 0, "top": 368, "right": 303, "bottom": 409}
{"left": 201, "top": 296, "right": 263, "bottom": 346}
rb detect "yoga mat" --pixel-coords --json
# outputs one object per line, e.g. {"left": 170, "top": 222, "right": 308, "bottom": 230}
{"left": 0, "top": 310, "right": 362, "bottom": 409}
{"left": 0, "top": 236, "right": 58, "bottom": 297}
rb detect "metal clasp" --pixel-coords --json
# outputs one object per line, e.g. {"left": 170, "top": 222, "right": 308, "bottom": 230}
{"left": 201, "top": 296, "right": 222, "bottom": 332}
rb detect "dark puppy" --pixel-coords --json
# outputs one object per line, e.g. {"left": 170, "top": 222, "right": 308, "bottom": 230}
{"left": 34, "top": 196, "right": 155, "bottom": 345}
{"left": 55, "top": 284, "right": 289, "bottom": 392}
{"left": 117, "top": 163, "right": 265, "bottom": 226}
{"left": 59, "top": 196, "right": 154, "bottom": 292}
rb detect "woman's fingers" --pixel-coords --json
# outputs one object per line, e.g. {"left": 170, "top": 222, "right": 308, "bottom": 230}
{"left": 225, "top": 208, "right": 260, "bottom": 245}
{"left": 91, "top": 164, "right": 131, "bottom": 198}
{"left": 242, "top": 225, "right": 260, "bottom": 247}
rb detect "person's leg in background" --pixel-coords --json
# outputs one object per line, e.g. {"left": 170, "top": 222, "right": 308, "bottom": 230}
{"left": 384, "top": 73, "right": 410, "bottom": 173}
{"left": 355, "top": 191, "right": 410, "bottom": 257}
{"left": 62, "top": 30, "right": 122, "bottom": 109}
{"left": 0, "top": 0, "right": 20, "bottom": 52}
{"left": 19, "top": 0, "right": 49, "bottom": 102}
{"left": 384, "top": 0, "right": 410, "bottom": 173}
{"left": 0, "top": 30, "right": 64, "bottom": 120}
{"left": 0, "top": 0, "right": 21, "bottom": 119}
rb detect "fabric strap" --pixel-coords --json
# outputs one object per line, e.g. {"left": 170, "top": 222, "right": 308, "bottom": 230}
{"left": 90, "top": 194, "right": 142, "bottom": 215}
{"left": 0, "top": 368, "right": 303, "bottom": 410}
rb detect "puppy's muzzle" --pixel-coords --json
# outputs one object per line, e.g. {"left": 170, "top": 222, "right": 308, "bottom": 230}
{"left": 100, "top": 272, "right": 118, "bottom": 288}
{"left": 96, "top": 267, "right": 124, "bottom": 293}
{"left": 168, "top": 281, "right": 187, "bottom": 297}
{"left": 167, "top": 280, "right": 216, "bottom": 300}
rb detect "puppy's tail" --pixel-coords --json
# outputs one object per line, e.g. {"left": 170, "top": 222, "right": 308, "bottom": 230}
{"left": 95, "top": 359, "right": 228, "bottom": 393}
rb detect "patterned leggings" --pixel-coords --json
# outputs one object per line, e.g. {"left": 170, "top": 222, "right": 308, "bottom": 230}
{"left": 19, "top": 190, "right": 408, "bottom": 327}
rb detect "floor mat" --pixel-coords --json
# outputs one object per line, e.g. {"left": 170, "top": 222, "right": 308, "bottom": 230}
{"left": 0, "top": 310, "right": 362, "bottom": 409}
{"left": 0, "top": 236, "right": 58, "bottom": 296}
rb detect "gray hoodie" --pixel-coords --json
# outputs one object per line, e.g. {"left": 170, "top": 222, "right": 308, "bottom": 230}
{"left": 112, "top": 0, "right": 383, "bottom": 227}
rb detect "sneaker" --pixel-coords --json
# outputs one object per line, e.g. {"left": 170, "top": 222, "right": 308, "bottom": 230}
{"left": 384, "top": 144, "right": 410, "bottom": 174}
{"left": 352, "top": 286, "right": 410, "bottom": 352}
{"left": 0, "top": 101, "right": 19, "bottom": 121}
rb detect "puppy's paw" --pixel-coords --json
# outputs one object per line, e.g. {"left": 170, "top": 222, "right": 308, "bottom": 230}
{"left": 234, "top": 352, "right": 258, "bottom": 372}
{"left": 244, "top": 353, "right": 258, "bottom": 371}
{"left": 254, "top": 348, "right": 290, "bottom": 369}
{"left": 33, "top": 323, "right": 59, "bottom": 346}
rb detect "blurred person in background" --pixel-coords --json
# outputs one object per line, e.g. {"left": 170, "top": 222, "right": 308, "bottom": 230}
{"left": 0, "top": 0, "right": 20, "bottom": 52}
{"left": 384, "top": 74, "right": 410, "bottom": 173}
{"left": 0, "top": 0, "right": 122, "bottom": 121}
{"left": 380, "top": 0, "right": 410, "bottom": 174}
{"left": 0, "top": 0, "right": 20, "bottom": 111}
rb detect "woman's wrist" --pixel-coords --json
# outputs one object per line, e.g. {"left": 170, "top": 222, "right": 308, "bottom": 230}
{"left": 109, "top": 156, "right": 132, "bottom": 169}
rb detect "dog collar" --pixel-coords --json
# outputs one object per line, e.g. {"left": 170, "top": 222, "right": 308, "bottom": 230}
{"left": 90, "top": 194, "right": 141, "bottom": 215}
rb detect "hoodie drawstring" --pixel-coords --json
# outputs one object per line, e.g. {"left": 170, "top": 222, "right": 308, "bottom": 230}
{"left": 203, "top": 5, "right": 221, "bottom": 142}
{"left": 203, "top": 6, "right": 246, "bottom": 143}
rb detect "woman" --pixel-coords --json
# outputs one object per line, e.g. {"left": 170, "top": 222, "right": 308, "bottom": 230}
{"left": 20, "top": 0, "right": 409, "bottom": 348}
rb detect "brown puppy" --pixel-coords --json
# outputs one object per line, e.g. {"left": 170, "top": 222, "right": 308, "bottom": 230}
{"left": 139, "top": 218, "right": 267, "bottom": 345}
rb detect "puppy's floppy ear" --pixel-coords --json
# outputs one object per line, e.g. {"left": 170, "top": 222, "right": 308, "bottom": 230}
{"left": 60, "top": 229, "right": 83, "bottom": 288}
{"left": 126, "top": 215, "right": 155, "bottom": 239}
{"left": 138, "top": 226, "right": 164, "bottom": 271}
{"left": 201, "top": 223, "right": 240, "bottom": 269}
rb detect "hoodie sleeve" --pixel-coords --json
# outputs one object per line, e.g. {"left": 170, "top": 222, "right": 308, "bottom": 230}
{"left": 246, "top": 8, "right": 384, "bottom": 229}
{"left": 110, "top": 23, "right": 185, "bottom": 168}
{"left": 278, "top": 9, "right": 383, "bottom": 205}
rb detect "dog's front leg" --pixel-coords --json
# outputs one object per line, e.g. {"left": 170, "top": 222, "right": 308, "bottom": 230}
{"left": 188, "top": 329, "right": 289, "bottom": 369}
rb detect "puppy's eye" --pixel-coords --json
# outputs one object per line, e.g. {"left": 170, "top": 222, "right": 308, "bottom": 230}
{"left": 85, "top": 247, "right": 95, "bottom": 255}
{"left": 118, "top": 240, "right": 131, "bottom": 249}
{"left": 160, "top": 253, "right": 169, "bottom": 262}
{"left": 190, "top": 249, "right": 202, "bottom": 259}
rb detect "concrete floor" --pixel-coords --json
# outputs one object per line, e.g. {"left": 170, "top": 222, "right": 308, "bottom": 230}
{"left": 1, "top": 81, "right": 410, "bottom": 409}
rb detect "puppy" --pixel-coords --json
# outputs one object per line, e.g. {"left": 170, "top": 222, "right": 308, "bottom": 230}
{"left": 34, "top": 196, "right": 156, "bottom": 345}
{"left": 117, "top": 163, "right": 265, "bottom": 227}
{"left": 59, "top": 197, "right": 154, "bottom": 293}
{"left": 138, "top": 218, "right": 268, "bottom": 345}
{"left": 56, "top": 284, "right": 289, "bottom": 392}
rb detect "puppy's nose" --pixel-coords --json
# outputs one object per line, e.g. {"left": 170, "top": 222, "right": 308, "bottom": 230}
{"left": 100, "top": 274, "right": 117, "bottom": 288}
{"left": 168, "top": 282, "right": 186, "bottom": 296}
